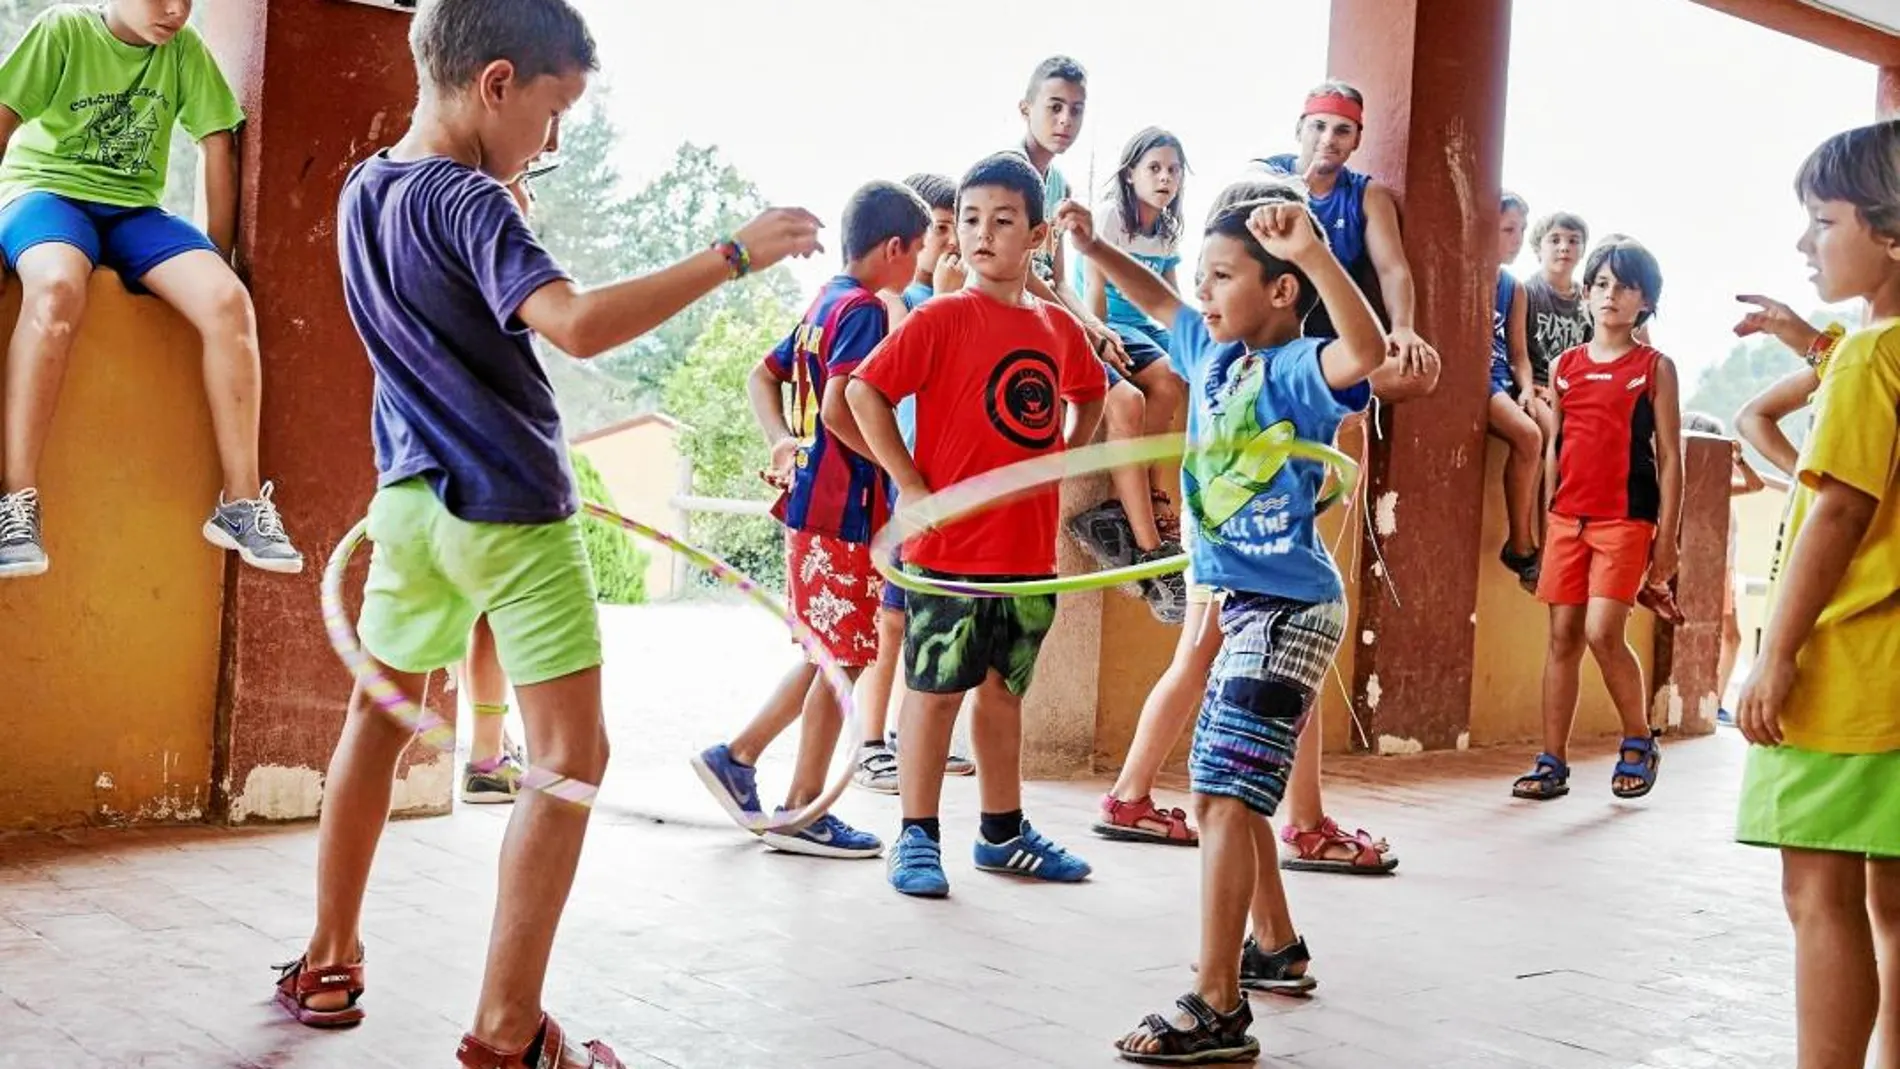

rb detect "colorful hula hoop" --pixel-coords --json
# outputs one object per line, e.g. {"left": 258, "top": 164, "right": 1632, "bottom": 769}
{"left": 319, "top": 503, "right": 859, "bottom": 834}
{"left": 870, "top": 433, "right": 1358, "bottom": 598}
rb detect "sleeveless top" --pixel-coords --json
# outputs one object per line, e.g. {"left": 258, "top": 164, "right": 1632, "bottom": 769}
{"left": 1551, "top": 344, "right": 1663, "bottom": 522}
{"left": 1257, "top": 153, "right": 1375, "bottom": 339}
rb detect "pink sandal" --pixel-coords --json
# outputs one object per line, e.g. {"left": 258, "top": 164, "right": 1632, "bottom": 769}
{"left": 1279, "top": 816, "right": 1397, "bottom": 874}
{"left": 1092, "top": 793, "right": 1198, "bottom": 846}
{"left": 457, "top": 1014, "right": 624, "bottom": 1069}
{"left": 273, "top": 949, "right": 365, "bottom": 1028}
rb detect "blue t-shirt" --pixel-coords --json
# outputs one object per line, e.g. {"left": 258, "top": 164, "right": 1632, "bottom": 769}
{"left": 1169, "top": 306, "right": 1369, "bottom": 602}
{"left": 894, "top": 283, "right": 934, "bottom": 445}
{"left": 339, "top": 154, "right": 574, "bottom": 524}
{"left": 1490, "top": 268, "right": 1518, "bottom": 371}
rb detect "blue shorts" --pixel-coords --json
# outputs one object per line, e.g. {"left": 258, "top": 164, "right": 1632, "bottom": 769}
{"left": 0, "top": 192, "right": 218, "bottom": 294}
{"left": 1189, "top": 594, "right": 1346, "bottom": 817}
{"left": 880, "top": 548, "right": 906, "bottom": 612}
{"left": 1488, "top": 357, "right": 1517, "bottom": 398}
{"left": 1104, "top": 319, "right": 1171, "bottom": 387}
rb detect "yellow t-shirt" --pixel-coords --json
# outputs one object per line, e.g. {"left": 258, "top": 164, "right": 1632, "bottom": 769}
{"left": 1772, "top": 319, "right": 1900, "bottom": 753}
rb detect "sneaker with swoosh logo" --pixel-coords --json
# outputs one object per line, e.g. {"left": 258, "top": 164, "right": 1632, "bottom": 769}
{"left": 761, "top": 812, "right": 883, "bottom": 859}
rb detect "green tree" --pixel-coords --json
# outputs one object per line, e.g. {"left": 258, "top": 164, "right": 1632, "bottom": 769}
{"left": 1683, "top": 307, "right": 1851, "bottom": 466}
{"left": 661, "top": 289, "right": 798, "bottom": 590}
{"left": 572, "top": 452, "right": 649, "bottom": 605}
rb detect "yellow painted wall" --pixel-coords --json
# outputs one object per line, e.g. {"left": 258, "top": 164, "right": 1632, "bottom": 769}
{"left": 1468, "top": 437, "right": 1655, "bottom": 745}
{"left": 0, "top": 275, "right": 224, "bottom": 829}
{"left": 572, "top": 419, "right": 684, "bottom": 600}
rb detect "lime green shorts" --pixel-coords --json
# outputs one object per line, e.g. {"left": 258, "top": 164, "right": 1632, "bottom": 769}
{"left": 1736, "top": 744, "right": 1900, "bottom": 859}
{"left": 357, "top": 480, "right": 602, "bottom": 686}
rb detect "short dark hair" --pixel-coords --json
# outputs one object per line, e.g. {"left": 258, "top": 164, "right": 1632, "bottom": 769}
{"left": 1683, "top": 411, "right": 1726, "bottom": 435}
{"left": 411, "top": 0, "right": 598, "bottom": 91}
{"left": 1582, "top": 236, "right": 1664, "bottom": 326}
{"left": 1025, "top": 55, "right": 1087, "bottom": 101}
{"left": 903, "top": 173, "right": 957, "bottom": 214}
{"left": 842, "top": 181, "right": 932, "bottom": 263}
{"left": 1795, "top": 119, "right": 1900, "bottom": 240}
{"left": 959, "top": 152, "right": 1047, "bottom": 228}
{"left": 1203, "top": 179, "right": 1327, "bottom": 318}
{"left": 1501, "top": 190, "right": 1528, "bottom": 215}
{"left": 1531, "top": 211, "right": 1589, "bottom": 248}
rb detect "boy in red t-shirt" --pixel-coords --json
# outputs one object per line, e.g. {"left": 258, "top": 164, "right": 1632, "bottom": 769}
{"left": 1512, "top": 237, "right": 1683, "bottom": 804}
{"left": 847, "top": 151, "right": 1107, "bottom": 898}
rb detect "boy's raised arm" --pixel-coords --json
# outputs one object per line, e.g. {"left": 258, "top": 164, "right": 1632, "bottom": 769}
{"left": 1056, "top": 200, "right": 1185, "bottom": 329}
{"left": 520, "top": 208, "right": 822, "bottom": 359}
{"left": 1737, "top": 367, "right": 1821, "bottom": 478}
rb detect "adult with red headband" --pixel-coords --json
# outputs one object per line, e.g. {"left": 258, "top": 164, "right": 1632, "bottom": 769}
{"left": 1257, "top": 80, "right": 1439, "bottom": 397}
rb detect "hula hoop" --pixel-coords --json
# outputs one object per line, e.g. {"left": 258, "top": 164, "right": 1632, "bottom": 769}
{"left": 319, "top": 503, "right": 858, "bottom": 834}
{"left": 870, "top": 433, "right": 1358, "bottom": 598}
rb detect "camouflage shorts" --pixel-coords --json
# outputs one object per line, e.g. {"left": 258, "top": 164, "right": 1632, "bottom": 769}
{"left": 903, "top": 566, "right": 1057, "bottom": 697}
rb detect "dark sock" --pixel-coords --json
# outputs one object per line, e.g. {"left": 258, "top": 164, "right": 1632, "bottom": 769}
{"left": 902, "top": 816, "right": 941, "bottom": 842}
{"left": 862, "top": 739, "right": 885, "bottom": 750}
{"left": 980, "top": 809, "right": 1025, "bottom": 845}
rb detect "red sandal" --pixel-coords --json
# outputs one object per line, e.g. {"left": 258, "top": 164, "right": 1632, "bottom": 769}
{"left": 1279, "top": 816, "right": 1398, "bottom": 875}
{"left": 273, "top": 948, "right": 365, "bottom": 1028}
{"left": 1092, "top": 793, "right": 1198, "bottom": 846}
{"left": 457, "top": 1014, "right": 624, "bottom": 1069}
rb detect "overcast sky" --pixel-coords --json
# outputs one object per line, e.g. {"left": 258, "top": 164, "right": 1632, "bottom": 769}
{"left": 567, "top": 0, "right": 1875, "bottom": 388}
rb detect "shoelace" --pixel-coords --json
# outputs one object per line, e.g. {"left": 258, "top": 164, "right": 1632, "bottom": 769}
{"left": 0, "top": 493, "right": 34, "bottom": 546}
{"left": 248, "top": 483, "right": 287, "bottom": 540}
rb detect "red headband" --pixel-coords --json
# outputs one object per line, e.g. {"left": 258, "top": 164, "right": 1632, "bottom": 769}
{"left": 1302, "top": 92, "right": 1364, "bottom": 125}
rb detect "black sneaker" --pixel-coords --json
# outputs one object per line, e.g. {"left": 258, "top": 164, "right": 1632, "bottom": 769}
{"left": 1499, "top": 545, "right": 1540, "bottom": 593}
{"left": 1240, "top": 935, "right": 1317, "bottom": 994}
{"left": 1066, "top": 500, "right": 1136, "bottom": 570}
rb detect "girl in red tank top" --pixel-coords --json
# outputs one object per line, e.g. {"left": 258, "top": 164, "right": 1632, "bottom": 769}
{"left": 1513, "top": 238, "right": 1682, "bottom": 807}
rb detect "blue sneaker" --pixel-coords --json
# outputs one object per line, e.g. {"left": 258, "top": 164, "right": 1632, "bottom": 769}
{"left": 762, "top": 812, "right": 883, "bottom": 859}
{"left": 887, "top": 826, "right": 950, "bottom": 898}
{"left": 689, "top": 744, "right": 763, "bottom": 833}
{"left": 973, "top": 821, "right": 1092, "bottom": 882}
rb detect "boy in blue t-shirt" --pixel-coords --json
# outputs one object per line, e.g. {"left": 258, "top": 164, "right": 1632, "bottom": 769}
{"left": 1061, "top": 178, "right": 1384, "bottom": 1064}
{"left": 277, "top": 1, "right": 822, "bottom": 1063}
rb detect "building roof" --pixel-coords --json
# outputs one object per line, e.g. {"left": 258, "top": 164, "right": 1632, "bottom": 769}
{"left": 1695, "top": 0, "right": 1900, "bottom": 64}
{"left": 569, "top": 411, "right": 688, "bottom": 446}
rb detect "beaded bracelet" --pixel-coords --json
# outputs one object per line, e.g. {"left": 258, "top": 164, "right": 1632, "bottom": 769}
{"left": 1805, "top": 322, "right": 1844, "bottom": 370}
{"left": 712, "top": 236, "right": 751, "bottom": 280}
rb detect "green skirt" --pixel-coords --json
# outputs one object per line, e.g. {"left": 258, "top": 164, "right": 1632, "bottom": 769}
{"left": 1736, "top": 744, "right": 1900, "bottom": 858}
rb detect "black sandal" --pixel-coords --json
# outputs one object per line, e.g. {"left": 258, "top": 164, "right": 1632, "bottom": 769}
{"left": 1240, "top": 935, "right": 1317, "bottom": 994}
{"left": 1114, "top": 992, "right": 1258, "bottom": 1065}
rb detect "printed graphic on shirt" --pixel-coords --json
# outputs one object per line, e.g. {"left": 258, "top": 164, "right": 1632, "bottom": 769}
{"left": 986, "top": 349, "right": 1060, "bottom": 448}
{"left": 1185, "top": 353, "right": 1300, "bottom": 557}
{"left": 60, "top": 91, "right": 166, "bottom": 176}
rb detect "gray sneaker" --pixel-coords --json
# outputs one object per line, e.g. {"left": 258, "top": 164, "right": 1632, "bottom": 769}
{"left": 853, "top": 744, "right": 899, "bottom": 794}
{"left": 1137, "top": 542, "right": 1188, "bottom": 625}
{"left": 0, "top": 489, "right": 48, "bottom": 578}
{"left": 1066, "top": 500, "right": 1136, "bottom": 570}
{"left": 203, "top": 481, "right": 304, "bottom": 574}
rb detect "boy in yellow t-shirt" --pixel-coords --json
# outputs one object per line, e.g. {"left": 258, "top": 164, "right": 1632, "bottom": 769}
{"left": 1734, "top": 119, "right": 1900, "bottom": 1069}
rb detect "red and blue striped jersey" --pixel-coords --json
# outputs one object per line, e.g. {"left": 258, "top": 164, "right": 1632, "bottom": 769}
{"left": 765, "top": 275, "right": 891, "bottom": 543}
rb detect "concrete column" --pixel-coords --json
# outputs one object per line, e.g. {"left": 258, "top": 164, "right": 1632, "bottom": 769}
{"left": 1649, "top": 436, "right": 1732, "bottom": 737}
{"left": 1327, "top": 0, "right": 1512, "bottom": 751}
{"left": 202, "top": 0, "right": 452, "bottom": 822}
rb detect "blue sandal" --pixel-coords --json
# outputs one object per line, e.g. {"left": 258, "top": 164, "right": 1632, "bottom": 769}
{"left": 1511, "top": 752, "right": 1570, "bottom": 800}
{"left": 1612, "top": 734, "right": 1661, "bottom": 799}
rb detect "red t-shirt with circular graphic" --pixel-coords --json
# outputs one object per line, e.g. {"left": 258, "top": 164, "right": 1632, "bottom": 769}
{"left": 853, "top": 288, "right": 1107, "bottom": 577}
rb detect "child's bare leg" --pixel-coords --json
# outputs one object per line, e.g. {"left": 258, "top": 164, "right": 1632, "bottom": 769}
{"left": 1869, "top": 859, "right": 1900, "bottom": 1069}
{"left": 1487, "top": 393, "right": 1542, "bottom": 557}
{"left": 898, "top": 688, "right": 961, "bottom": 821}
{"left": 140, "top": 250, "right": 263, "bottom": 499}
{"left": 1109, "top": 599, "right": 1220, "bottom": 801}
{"left": 470, "top": 666, "right": 611, "bottom": 1052}
{"left": 783, "top": 666, "right": 863, "bottom": 808}
{"left": 1540, "top": 605, "right": 1588, "bottom": 760}
{"left": 860, "top": 609, "right": 905, "bottom": 744}
{"left": 729, "top": 661, "right": 817, "bottom": 765}
{"left": 969, "top": 672, "right": 1024, "bottom": 817}
{"left": 302, "top": 662, "right": 431, "bottom": 1009}
{"left": 1247, "top": 814, "right": 1299, "bottom": 957}
{"left": 3, "top": 244, "right": 93, "bottom": 492}
{"left": 1781, "top": 848, "right": 1878, "bottom": 1069}
{"left": 1134, "top": 363, "right": 1187, "bottom": 520}
{"left": 465, "top": 616, "right": 510, "bottom": 763}
{"left": 1584, "top": 597, "right": 1653, "bottom": 790}
{"left": 1106, "top": 379, "right": 1162, "bottom": 551}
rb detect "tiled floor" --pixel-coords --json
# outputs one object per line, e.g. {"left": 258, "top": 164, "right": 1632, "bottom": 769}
{"left": 0, "top": 605, "right": 1799, "bottom": 1068}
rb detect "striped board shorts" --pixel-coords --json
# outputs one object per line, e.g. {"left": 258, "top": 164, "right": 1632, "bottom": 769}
{"left": 1189, "top": 593, "right": 1348, "bottom": 817}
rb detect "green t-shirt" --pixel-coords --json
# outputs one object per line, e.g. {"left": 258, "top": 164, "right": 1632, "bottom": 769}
{"left": 0, "top": 5, "right": 243, "bottom": 209}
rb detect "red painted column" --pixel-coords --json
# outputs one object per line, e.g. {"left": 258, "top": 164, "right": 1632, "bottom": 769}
{"left": 1328, "top": 0, "right": 1512, "bottom": 750}
{"left": 1648, "top": 437, "right": 1731, "bottom": 737}
{"left": 1880, "top": 66, "right": 1900, "bottom": 119}
{"left": 202, "top": 0, "right": 450, "bottom": 822}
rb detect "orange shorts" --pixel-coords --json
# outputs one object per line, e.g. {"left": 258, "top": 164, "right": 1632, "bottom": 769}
{"left": 786, "top": 528, "right": 882, "bottom": 667}
{"left": 1536, "top": 515, "right": 1654, "bottom": 606}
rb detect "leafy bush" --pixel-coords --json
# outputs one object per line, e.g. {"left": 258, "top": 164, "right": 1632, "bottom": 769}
{"left": 573, "top": 452, "right": 649, "bottom": 605}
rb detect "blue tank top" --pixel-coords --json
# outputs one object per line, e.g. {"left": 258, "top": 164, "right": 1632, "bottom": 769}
{"left": 1492, "top": 269, "right": 1518, "bottom": 366}
{"left": 1259, "top": 154, "right": 1370, "bottom": 271}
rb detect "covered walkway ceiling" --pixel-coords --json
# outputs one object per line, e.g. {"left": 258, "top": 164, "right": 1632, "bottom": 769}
{"left": 1695, "top": 0, "right": 1900, "bottom": 64}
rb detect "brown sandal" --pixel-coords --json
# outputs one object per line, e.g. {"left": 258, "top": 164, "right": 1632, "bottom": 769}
{"left": 457, "top": 1014, "right": 625, "bottom": 1069}
{"left": 272, "top": 947, "right": 365, "bottom": 1028}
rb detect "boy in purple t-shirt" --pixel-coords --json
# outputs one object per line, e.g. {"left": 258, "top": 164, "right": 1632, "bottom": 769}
{"left": 273, "top": 2, "right": 821, "bottom": 1065}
